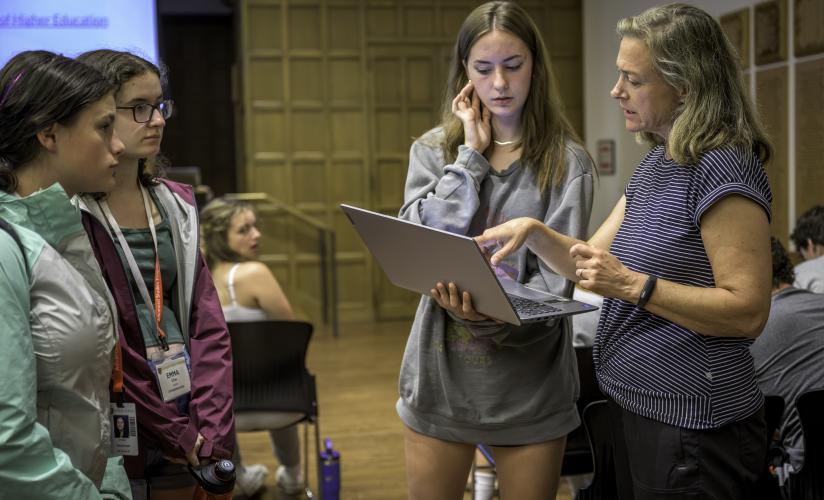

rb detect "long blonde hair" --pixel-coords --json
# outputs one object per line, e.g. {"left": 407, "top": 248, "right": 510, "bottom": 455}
{"left": 437, "top": 1, "right": 583, "bottom": 190}
{"left": 617, "top": 3, "right": 772, "bottom": 165}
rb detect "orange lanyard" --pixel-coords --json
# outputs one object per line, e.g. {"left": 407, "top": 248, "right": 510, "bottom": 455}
{"left": 99, "top": 186, "right": 170, "bottom": 351}
{"left": 112, "top": 340, "right": 124, "bottom": 393}
{"left": 111, "top": 254, "right": 165, "bottom": 395}
{"left": 152, "top": 253, "right": 168, "bottom": 348}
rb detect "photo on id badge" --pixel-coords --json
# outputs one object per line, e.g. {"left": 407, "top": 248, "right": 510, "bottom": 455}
{"left": 111, "top": 402, "right": 138, "bottom": 455}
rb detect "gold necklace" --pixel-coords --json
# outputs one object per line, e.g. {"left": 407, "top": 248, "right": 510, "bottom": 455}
{"left": 493, "top": 138, "right": 519, "bottom": 146}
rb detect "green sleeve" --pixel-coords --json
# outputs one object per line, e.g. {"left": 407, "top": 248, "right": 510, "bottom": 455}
{"left": 99, "top": 456, "right": 132, "bottom": 499}
{"left": 0, "top": 233, "right": 102, "bottom": 499}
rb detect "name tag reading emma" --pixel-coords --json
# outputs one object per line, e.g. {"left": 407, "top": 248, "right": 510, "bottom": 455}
{"left": 151, "top": 352, "right": 192, "bottom": 402}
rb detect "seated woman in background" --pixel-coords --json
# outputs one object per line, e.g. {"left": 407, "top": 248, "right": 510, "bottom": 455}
{"left": 201, "top": 197, "right": 293, "bottom": 322}
{"left": 200, "top": 197, "right": 302, "bottom": 496}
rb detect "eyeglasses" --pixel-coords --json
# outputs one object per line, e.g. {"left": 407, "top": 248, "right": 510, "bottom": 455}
{"left": 117, "top": 99, "right": 174, "bottom": 123}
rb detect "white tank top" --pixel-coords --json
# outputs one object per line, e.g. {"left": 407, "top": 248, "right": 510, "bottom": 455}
{"left": 222, "top": 263, "right": 269, "bottom": 322}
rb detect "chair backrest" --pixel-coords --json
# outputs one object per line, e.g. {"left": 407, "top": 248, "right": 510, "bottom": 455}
{"left": 561, "top": 346, "right": 604, "bottom": 476}
{"left": 764, "top": 395, "right": 785, "bottom": 440}
{"left": 791, "top": 388, "right": 824, "bottom": 497}
{"left": 228, "top": 320, "right": 317, "bottom": 417}
{"left": 577, "top": 400, "right": 618, "bottom": 500}
{"left": 575, "top": 346, "right": 603, "bottom": 412}
{"left": 753, "top": 395, "right": 786, "bottom": 500}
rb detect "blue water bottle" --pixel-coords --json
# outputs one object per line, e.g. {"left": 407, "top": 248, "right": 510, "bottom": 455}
{"left": 319, "top": 437, "right": 340, "bottom": 500}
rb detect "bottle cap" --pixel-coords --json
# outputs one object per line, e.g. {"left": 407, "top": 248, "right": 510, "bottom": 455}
{"left": 215, "top": 459, "right": 235, "bottom": 480}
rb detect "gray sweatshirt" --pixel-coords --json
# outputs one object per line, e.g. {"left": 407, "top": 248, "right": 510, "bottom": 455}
{"left": 396, "top": 128, "right": 595, "bottom": 445}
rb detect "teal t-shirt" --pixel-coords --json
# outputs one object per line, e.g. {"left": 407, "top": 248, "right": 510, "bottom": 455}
{"left": 112, "top": 191, "right": 184, "bottom": 348}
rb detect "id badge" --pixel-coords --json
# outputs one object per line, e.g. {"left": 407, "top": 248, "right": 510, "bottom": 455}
{"left": 148, "top": 348, "right": 192, "bottom": 402}
{"left": 110, "top": 402, "right": 138, "bottom": 456}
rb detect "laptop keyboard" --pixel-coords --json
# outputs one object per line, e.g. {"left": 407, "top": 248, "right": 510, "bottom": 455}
{"left": 509, "top": 295, "right": 561, "bottom": 316}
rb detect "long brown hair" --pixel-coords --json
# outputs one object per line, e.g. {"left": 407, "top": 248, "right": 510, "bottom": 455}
{"left": 436, "top": 1, "right": 584, "bottom": 190}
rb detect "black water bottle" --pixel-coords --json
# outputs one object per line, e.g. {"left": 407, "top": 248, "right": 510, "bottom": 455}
{"left": 189, "top": 459, "right": 236, "bottom": 494}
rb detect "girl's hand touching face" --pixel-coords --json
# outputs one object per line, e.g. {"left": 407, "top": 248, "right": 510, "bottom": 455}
{"left": 451, "top": 81, "right": 491, "bottom": 154}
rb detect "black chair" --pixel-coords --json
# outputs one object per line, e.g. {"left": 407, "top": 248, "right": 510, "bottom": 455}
{"left": 228, "top": 320, "right": 320, "bottom": 498}
{"left": 561, "top": 346, "right": 604, "bottom": 477}
{"left": 577, "top": 400, "right": 618, "bottom": 500}
{"left": 788, "top": 388, "right": 824, "bottom": 499}
{"left": 753, "top": 395, "right": 786, "bottom": 500}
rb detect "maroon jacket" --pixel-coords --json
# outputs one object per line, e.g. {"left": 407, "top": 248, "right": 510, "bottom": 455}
{"left": 81, "top": 179, "right": 234, "bottom": 477}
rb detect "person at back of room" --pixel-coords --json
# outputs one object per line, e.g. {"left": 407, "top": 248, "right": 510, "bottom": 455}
{"left": 76, "top": 49, "right": 234, "bottom": 500}
{"left": 200, "top": 196, "right": 304, "bottom": 496}
{"left": 790, "top": 205, "right": 824, "bottom": 293}
{"left": 0, "top": 50, "right": 131, "bottom": 499}
{"left": 396, "top": 2, "right": 595, "bottom": 498}
{"left": 750, "top": 237, "right": 824, "bottom": 480}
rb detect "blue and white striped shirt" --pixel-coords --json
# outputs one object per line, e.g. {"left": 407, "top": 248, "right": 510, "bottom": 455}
{"left": 594, "top": 145, "right": 772, "bottom": 429}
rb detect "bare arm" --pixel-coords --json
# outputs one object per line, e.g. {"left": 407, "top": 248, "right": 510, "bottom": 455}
{"left": 242, "top": 261, "right": 294, "bottom": 320}
{"left": 638, "top": 195, "right": 771, "bottom": 337}
{"left": 476, "top": 195, "right": 626, "bottom": 281}
{"left": 573, "top": 195, "right": 771, "bottom": 338}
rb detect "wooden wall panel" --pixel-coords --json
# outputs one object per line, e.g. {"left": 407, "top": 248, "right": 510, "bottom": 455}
{"left": 337, "top": 260, "right": 371, "bottom": 303}
{"left": 403, "top": 6, "right": 436, "bottom": 36}
{"left": 756, "top": 67, "right": 789, "bottom": 245}
{"left": 248, "top": 5, "right": 281, "bottom": 51}
{"left": 239, "top": 0, "right": 584, "bottom": 324}
{"left": 328, "top": 7, "right": 360, "bottom": 49}
{"left": 252, "top": 111, "right": 286, "bottom": 153}
{"left": 441, "top": 6, "right": 469, "bottom": 36}
{"left": 328, "top": 59, "right": 361, "bottom": 101}
{"left": 795, "top": 58, "right": 824, "bottom": 217}
{"left": 331, "top": 111, "right": 365, "bottom": 151}
{"left": 408, "top": 110, "right": 434, "bottom": 139}
{"left": 255, "top": 212, "right": 291, "bottom": 254}
{"left": 293, "top": 161, "right": 326, "bottom": 205}
{"left": 548, "top": 9, "right": 582, "bottom": 56}
{"left": 290, "top": 59, "right": 324, "bottom": 101}
{"left": 288, "top": 6, "right": 322, "bottom": 50}
{"left": 291, "top": 110, "right": 326, "bottom": 151}
{"left": 250, "top": 59, "right": 283, "bottom": 101}
{"left": 554, "top": 59, "right": 584, "bottom": 111}
{"left": 376, "top": 160, "right": 407, "bottom": 208}
{"left": 367, "top": 7, "right": 397, "bottom": 37}
{"left": 330, "top": 161, "right": 366, "bottom": 204}
{"left": 251, "top": 163, "right": 290, "bottom": 201}
{"left": 407, "top": 59, "right": 435, "bottom": 103}
{"left": 334, "top": 212, "right": 366, "bottom": 253}
{"left": 375, "top": 111, "right": 404, "bottom": 153}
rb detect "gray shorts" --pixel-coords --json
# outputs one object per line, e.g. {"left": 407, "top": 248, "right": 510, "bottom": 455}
{"left": 128, "top": 446, "right": 197, "bottom": 500}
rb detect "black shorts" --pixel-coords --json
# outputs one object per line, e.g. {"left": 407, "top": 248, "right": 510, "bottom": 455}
{"left": 607, "top": 398, "right": 766, "bottom": 499}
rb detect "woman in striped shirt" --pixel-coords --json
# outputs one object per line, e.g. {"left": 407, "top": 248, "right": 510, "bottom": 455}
{"left": 479, "top": 4, "right": 773, "bottom": 499}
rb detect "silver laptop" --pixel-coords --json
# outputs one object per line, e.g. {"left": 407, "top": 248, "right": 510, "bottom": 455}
{"left": 341, "top": 204, "right": 599, "bottom": 325}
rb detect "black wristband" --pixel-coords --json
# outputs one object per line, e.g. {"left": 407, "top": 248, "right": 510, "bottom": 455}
{"left": 637, "top": 275, "right": 657, "bottom": 309}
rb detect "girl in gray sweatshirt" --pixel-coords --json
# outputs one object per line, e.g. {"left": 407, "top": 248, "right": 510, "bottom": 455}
{"left": 396, "top": 2, "right": 594, "bottom": 499}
